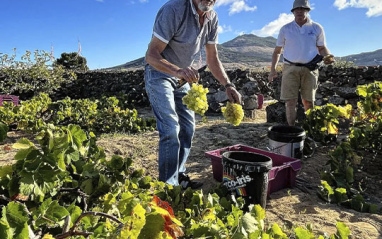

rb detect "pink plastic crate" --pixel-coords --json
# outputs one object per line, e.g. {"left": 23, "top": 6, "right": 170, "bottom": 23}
{"left": 0, "top": 95, "right": 19, "bottom": 107}
{"left": 205, "top": 144, "right": 301, "bottom": 196}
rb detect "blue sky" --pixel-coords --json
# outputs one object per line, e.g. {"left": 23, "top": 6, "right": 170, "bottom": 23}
{"left": 2, "top": 0, "right": 381, "bottom": 70}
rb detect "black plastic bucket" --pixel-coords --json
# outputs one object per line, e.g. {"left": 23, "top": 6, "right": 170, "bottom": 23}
{"left": 268, "top": 125, "right": 306, "bottom": 159}
{"left": 222, "top": 151, "right": 272, "bottom": 209}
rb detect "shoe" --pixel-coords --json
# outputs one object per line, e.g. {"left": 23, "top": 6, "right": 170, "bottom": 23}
{"left": 179, "top": 173, "right": 203, "bottom": 190}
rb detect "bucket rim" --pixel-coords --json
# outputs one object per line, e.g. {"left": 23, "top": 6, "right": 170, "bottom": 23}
{"left": 267, "top": 124, "right": 306, "bottom": 143}
{"left": 222, "top": 151, "right": 273, "bottom": 172}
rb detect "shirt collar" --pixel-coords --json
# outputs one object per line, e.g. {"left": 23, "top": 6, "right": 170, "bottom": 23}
{"left": 305, "top": 18, "right": 313, "bottom": 25}
{"left": 293, "top": 18, "right": 313, "bottom": 27}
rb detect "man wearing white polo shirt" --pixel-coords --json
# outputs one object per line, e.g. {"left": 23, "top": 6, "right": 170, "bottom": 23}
{"left": 144, "top": 0, "right": 242, "bottom": 189}
{"left": 268, "top": 0, "right": 334, "bottom": 126}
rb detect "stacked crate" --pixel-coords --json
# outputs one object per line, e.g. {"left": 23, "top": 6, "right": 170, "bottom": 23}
{"left": 0, "top": 95, "right": 19, "bottom": 106}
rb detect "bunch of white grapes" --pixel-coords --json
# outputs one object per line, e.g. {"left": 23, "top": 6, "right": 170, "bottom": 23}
{"left": 221, "top": 102, "right": 244, "bottom": 126}
{"left": 182, "top": 83, "right": 209, "bottom": 116}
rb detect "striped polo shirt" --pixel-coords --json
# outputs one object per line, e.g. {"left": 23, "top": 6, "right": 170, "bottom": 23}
{"left": 151, "top": 0, "right": 219, "bottom": 68}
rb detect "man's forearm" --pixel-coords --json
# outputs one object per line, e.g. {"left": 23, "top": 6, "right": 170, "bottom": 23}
{"left": 207, "top": 58, "right": 231, "bottom": 86}
{"left": 270, "top": 51, "right": 281, "bottom": 71}
{"left": 146, "top": 53, "right": 180, "bottom": 77}
{"left": 268, "top": 47, "right": 282, "bottom": 82}
{"left": 318, "top": 46, "right": 331, "bottom": 56}
{"left": 145, "top": 37, "right": 181, "bottom": 77}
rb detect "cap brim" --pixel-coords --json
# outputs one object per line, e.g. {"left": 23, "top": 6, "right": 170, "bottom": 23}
{"left": 291, "top": 7, "right": 310, "bottom": 12}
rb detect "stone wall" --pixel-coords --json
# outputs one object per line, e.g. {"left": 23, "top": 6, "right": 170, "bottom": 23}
{"left": 44, "top": 65, "right": 382, "bottom": 122}
{"left": 53, "top": 70, "right": 149, "bottom": 107}
{"left": 266, "top": 65, "right": 382, "bottom": 123}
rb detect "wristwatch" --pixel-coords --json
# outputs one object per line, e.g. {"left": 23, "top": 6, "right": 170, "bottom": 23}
{"left": 224, "top": 83, "right": 236, "bottom": 89}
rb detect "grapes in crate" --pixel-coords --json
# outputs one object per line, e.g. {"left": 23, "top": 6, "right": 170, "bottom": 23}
{"left": 221, "top": 102, "right": 244, "bottom": 126}
{"left": 182, "top": 83, "right": 209, "bottom": 116}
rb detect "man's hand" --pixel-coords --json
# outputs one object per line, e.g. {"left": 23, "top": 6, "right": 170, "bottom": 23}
{"left": 226, "top": 87, "right": 242, "bottom": 104}
{"left": 175, "top": 67, "right": 199, "bottom": 84}
{"left": 323, "top": 54, "right": 335, "bottom": 65}
{"left": 268, "top": 70, "right": 277, "bottom": 82}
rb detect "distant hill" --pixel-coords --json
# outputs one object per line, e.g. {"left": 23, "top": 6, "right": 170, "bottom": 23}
{"left": 107, "top": 34, "right": 381, "bottom": 70}
{"left": 217, "top": 34, "right": 276, "bottom": 68}
{"left": 110, "top": 57, "right": 145, "bottom": 71}
{"left": 340, "top": 49, "right": 382, "bottom": 66}
{"left": 107, "top": 34, "right": 276, "bottom": 70}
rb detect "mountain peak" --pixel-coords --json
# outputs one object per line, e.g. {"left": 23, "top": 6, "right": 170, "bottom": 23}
{"left": 221, "top": 34, "right": 277, "bottom": 48}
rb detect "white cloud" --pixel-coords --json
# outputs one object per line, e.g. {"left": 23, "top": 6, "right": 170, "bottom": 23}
{"left": 228, "top": 1, "right": 257, "bottom": 15}
{"left": 333, "top": 0, "right": 382, "bottom": 17}
{"left": 95, "top": 0, "right": 104, "bottom": 2}
{"left": 215, "top": 0, "right": 257, "bottom": 15}
{"left": 215, "top": 0, "right": 236, "bottom": 7}
{"left": 218, "top": 24, "right": 232, "bottom": 34}
{"left": 251, "top": 13, "right": 294, "bottom": 37}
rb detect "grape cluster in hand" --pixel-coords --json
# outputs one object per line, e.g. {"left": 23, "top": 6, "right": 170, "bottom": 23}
{"left": 221, "top": 102, "right": 244, "bottom": 126}
{"left": 182, "top": 83, "right": 209, "bottom": 116}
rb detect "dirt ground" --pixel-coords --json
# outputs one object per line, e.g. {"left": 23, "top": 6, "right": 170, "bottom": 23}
{"left": 1, "top": 105, "right": 381, "bottom": 238}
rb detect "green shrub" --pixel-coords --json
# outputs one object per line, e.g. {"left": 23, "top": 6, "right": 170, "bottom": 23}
{"left": 0, "top": 49, "right": 76, "bottom": 97}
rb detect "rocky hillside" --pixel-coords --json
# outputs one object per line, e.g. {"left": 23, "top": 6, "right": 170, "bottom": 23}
{"left": 217, "top": 34, "right": 276, "bottom": 69}
{"left": 109, "top": 34, "right": 381, "bottom": 70}
{"left": 109, "top": 34, "right": 276, "bottom": 70}
{"left": 341, "top": 49, "right": 382, "bottom": 66}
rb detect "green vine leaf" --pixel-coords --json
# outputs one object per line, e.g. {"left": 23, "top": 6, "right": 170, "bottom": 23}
{"left": 32, "top": 198, "right": 69, "bottom": 227}
{"left": 0, "top": 122, "right": 8, "bottom": 142}
{"left": 33, "top": 183, "right": 47, "bottom": 202}
{"left": 356, "top": 86, "right": 367, "bottom": 97}
{"left": 135, "top": 214, "right": 166, "bottom": 239}
{"left": 250, "top": 204, "right": 265, "bottom": 221}
{"left": 68, "top": 124, "right": 87, "bottom": 148}
{"left": 260, "top": 232, "right": 270, "bottom": 239}
{"left": 242, "top": 212, "right": 260, "bottom": 234}
{"left": 0, "top": 165, "right": 13, "bottom": 178}
{"left": 295, "top": 227, "right": 315, "bottom": 239}
{"left": 117, "top": 204, "right": 146, "bottom": 239}
{"left": 334, "top": 188, "right": 348, "bottom": 204}
{"left": 345, "top": 166, "right": 354, "bottom": 184}
{"left": 336, "top": 222, "right": 351, "bottom": 238}
{"left": 67, "top": 203, "right": 82, "bottom": 227}
{"left": 12, "top": 138, "right": 35, "bottom": 150}
{"left": 270, "top": 223, "right": 288, "bottom": 238}
{"left": 0, "top": 220, "right": 11, "bottom": 239}
{"left": 0, "top": 202, "right": 29, "bottom": 239}
{"left": 80, "top": 178, "right": 94, "bottom": 195}
{"left": 19, "top": 175, "right": 34, "bottom": 197}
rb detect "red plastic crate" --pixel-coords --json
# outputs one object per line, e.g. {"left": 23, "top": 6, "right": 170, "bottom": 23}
{"left": 257, "top": 94, "right": 264, "bottom": 109}
{"left": 0, "top": 95, "right": 19, "bottom": 107}
{"left": 205, "top": 144, "right": 301, "bottom": 196}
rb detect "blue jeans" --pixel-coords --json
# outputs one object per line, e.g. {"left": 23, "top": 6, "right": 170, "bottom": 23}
{"left": 144, "top": 65, "right": 195, "bottom": 186}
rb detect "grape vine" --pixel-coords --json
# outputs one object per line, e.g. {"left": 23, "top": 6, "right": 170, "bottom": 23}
{"left": 302, "top": 81, "right": 382, "bottom": 214}
{"left": 0, "top": 124, "right": 351, "bottom": 238}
